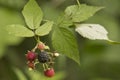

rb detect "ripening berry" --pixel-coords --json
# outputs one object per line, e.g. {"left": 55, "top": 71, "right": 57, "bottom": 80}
{"left": 38, "top": 51, "right": 50, "bottom": 63}
{"left": 37, "top": 42, "right": 45, "bottom": 50}
{"left": 44, "top": 68, "right": 55, "bottom": 77}
{"left": 27, "top": 62, "right": 35, "bottom": 69}
{"left": 26, "top": 51, "right": 36, "bottom": 62}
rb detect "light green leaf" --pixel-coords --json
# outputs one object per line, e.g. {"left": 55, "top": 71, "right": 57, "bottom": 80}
{"left": 22, "top": 0, "right": 43, "bottom": 29}
{"left": 35, "top": 21, "right": 53, "bottom": 36}
{"left": 75, "top": 24, "right": 109, "bottom": 40}
{"left": 108, "top": 40, "right": 120, "bottom": 44}
{"left": 75, "top": 24, "right": 120, "bottom": 44}
{"left": 6, "top": 24, "right": 34, "bottom": 37}
{"left": 65, "top": 4, "right": 103, "bottom": 22}
{"left": 52, "top": 27, "right": 80, "bottom": 64}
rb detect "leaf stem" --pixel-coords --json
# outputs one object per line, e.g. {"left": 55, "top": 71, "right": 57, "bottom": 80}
{"left": 34, "top": 35, "right": 40, "bottom": 43}
{"left": 76, "top": 0, "right": 80, "bottom": 6}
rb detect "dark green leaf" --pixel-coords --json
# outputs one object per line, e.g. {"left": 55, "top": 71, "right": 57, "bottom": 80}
{"left": 52, "top": 27, "right": 80, "bottom": 64}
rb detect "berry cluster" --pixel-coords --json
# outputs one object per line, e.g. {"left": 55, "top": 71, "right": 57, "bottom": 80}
{"left": 26, "top": 42, "right": 59, "bottom": 77}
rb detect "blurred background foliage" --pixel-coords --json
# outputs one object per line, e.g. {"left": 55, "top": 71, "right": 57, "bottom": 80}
{"left": 0, "top": 0, "right": 120, "bottom": 80}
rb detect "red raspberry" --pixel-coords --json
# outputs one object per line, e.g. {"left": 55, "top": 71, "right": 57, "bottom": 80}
{"left": 44, "top": 68, "right": 55, "bottom": 77}
{"left": 37, "top": 42, "right": 45, "bottom": 50}
{"left": 27, "top": 62, "right": 35, "bottom": 69}
{"left": 26, "top": 51, "right": 36, "bottom": 62}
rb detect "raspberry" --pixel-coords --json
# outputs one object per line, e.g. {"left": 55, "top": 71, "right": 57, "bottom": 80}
{"left": 26, "top": 51, "right": 36, "bottom": 62}
{"left": 37, "top": 42, "right": 45, "bottom": 50}
{"left": 38, "top": 51, "right": 50, "bottom": 63}
{"left": 44, "top": 68, "right": 55, "bottom": 77}
{"left": 27, "top": 62, "right": 35, "bottom": 69}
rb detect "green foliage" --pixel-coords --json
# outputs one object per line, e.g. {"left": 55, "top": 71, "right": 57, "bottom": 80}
{"left": 22, "top": 0, "right": 43, "bottom": 29}
{"left": 35, "top": 21, "right": 54, "bottom": 36}
{"left": 6, "top": 0, "right": 109, "bottom": 65}
{"left": 6, "top": 24, "right": 34, "bottom": 37}
{"left": 57, "top": 15, "right": 73, "bottom": 27}
{"left": 52, "top": 27, "right": 80, "bottom": 64}
{"left": 1, "top": 0, "right": 120, "bottom": 80}
{"left": 51, "top": 4, "right": 103, "bottom": 64}
{"left": 65, "top": 4, "right": 103, "bottom": 22}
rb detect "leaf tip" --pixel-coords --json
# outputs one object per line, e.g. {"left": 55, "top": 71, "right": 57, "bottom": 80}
{"left": 108, "top": 40, "right": 120, "bottom": 44}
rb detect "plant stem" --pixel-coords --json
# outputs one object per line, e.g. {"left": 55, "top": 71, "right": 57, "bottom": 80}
{"left": 45, "top": 63, "right": 49, "bottom": 69}
{"left": 33, "top": 29, "right": 40, "bottom": 43}
{"left": 76, "top": 0, "right": 80, "bottom": 6}
{"left": 34, "top": 35, "right": 40, "bottom": 43}
{"left": 43, "top": 64, "right": 46, "bottom": 71}
{"left": 31, "top": 44, "right": 38, "bottom": 52}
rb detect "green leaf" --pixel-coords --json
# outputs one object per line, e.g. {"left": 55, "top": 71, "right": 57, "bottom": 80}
{"left": 35, "top": 21, "right": 53, "bottom": 36}
{"left": 52, "top": 27, "right": 80, "bottom": 64}
{"left": 75, "top": 24, "right": 120, "bottom": 44}
{"left": 60, "top": 18, "right": 73, "bottom": 27}
{"left": 22, "top": 0, "right": 43, "bottom": 29}
{"left": 57, "top": 15, "right": 73, "bottom": 27}
{"left": 75, "top": 24, "right": 109, "bottom": 40}
{"left": 6, "top": 24, "right": 34, "bottom": 37}
{"left": 65, "top": 4, "right": 103, "bottom": 22}
{"left": 108, "top": 40, "right": 120, "bottom": 44}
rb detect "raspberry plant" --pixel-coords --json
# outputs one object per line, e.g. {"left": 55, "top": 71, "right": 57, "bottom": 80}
{"left": 6, "top": 0, "right": 120, "bottom": 77}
